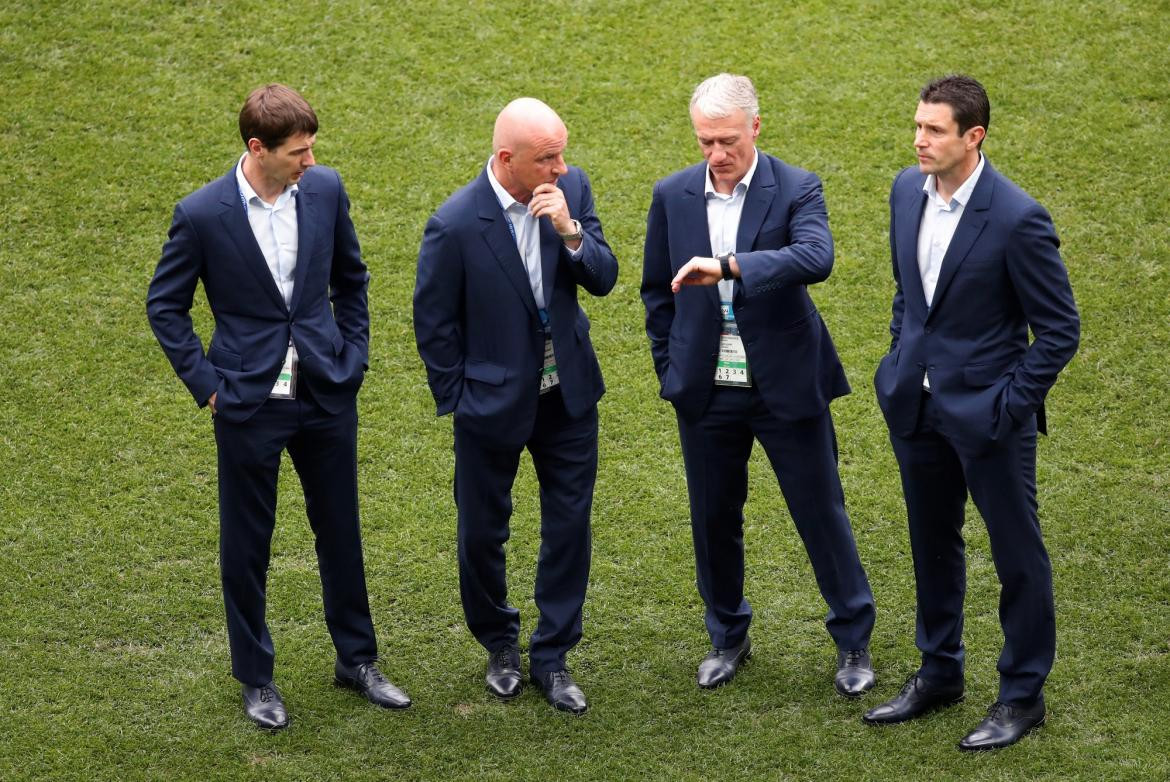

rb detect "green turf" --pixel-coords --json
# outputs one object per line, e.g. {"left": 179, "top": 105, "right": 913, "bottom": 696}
{"left": 1, "top": 0, "right": 1167, "bottom": 779}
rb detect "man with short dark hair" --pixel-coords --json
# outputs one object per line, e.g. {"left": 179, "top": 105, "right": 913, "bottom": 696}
{"left": 641, "top": 73, "right": 876, "bottom": 697}
{"left": 865, "top": 75, "right": 1079, "bottom": 751}
{"left": 414, "top": 98, "right": 617, "bottom": 715}
{"left": 148, "top": 83, "right": 410, "bottom": 730}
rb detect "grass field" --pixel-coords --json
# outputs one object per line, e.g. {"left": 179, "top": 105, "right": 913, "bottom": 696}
{"left": 1, "top": 1, "right": 1168, "bottom": 779}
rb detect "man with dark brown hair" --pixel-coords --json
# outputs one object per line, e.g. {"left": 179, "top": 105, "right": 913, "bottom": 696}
{"left": 866, "top": 75, "right": 1079, "bottom": 750}
{"left": 148, "top": 84, "right": 410, "bottom": 730}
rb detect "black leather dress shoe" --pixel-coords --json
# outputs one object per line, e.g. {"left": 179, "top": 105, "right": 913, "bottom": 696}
{"left": 242, "top": 682, "right": 289, "bottom": 730}
{"left": 835, "top": 648, "right": 876, "bottom": 698}
{"left": 862, "top": 673, "right": 964, "bottom": 724}
{"left": 532, "top": 670, "right": 587, "bottom": 714}
{"left": 335, "top": 659, "right": 412, "bottom": 709}
{"left": 958, "top": 698, "right": 1046, "bottom": 751}
{"left": 697, "top": 637, "right": 751, "bottom": 689}
{"left": 485, "top": 645, "right": 523, "bottom": 699}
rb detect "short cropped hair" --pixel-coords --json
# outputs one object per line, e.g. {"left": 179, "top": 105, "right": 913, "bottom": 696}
{"left": 238, "top": 84, "right": 318, "bottom": 150}
{"left": 690, "top": 73, "right": 759, "bottom": 121}
{"left": 920, "top": 75, "right": 990, "bottom": 147}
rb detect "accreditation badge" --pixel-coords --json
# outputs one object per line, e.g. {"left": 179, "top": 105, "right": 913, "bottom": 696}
{"left": 269, "top": 340, "right": 298, "bottom": 399}
{"left": 540, "top": 337, "right": 560, "bottom": 394}
{"left": 714, "top": 301, "right": 751, "bottom": 387}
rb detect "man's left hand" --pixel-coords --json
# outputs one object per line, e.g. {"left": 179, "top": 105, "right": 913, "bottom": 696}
{"left": 671, "top": 256, "right": 737, "bottom": 293}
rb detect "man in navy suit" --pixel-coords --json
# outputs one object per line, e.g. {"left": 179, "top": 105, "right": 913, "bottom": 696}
{"left": 641, "top": 73, "right": 876, "bottom": 697}
{"left": 864, "top": 75, "right": 1079, "bottom": 751}
{"left": 414, "top": 98, "right": 617, "bottom": 714}
{"left": 148, "top": 84, "right": 410, "bottom": 730}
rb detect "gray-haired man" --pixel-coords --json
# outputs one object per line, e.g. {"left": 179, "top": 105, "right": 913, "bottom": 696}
{"left": 641, "top": 73, "right": 876, "bottom": 695}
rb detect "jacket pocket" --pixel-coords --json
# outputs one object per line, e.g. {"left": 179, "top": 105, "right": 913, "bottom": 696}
{"left": 963, "top": 360, "right": 1014, "bottom": 388}
{"left": 464, "top": 358, "right": 507, "bottom": 385}
{"left": 208, "top": 346, "right": 242, "bottom": 371}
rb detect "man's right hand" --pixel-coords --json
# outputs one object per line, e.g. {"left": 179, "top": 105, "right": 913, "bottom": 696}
{"left": 208, "top": 391, "right": 217, "bottom": 414}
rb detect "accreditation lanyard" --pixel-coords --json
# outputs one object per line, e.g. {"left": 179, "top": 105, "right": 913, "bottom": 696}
{"left": 715, "top": 294, "right": 751, "bottom": 387}
{"left": 239, "top": 186, "right": 299, "bottom": 399}
{"left": 502, "top": 210, "right": 558, "bottom": 393}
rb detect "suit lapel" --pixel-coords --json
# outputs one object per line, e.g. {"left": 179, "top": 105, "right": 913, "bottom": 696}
{"left": 894, "top": 179, "right": 929, "bottom": 317}
{"left": 288, "top": 183, "right": 316, "bottom": 314}
{"left": 217, "top": 171, "right": 288, "bottom": 314}
{"left": 927, "top": 164, "right": 994, "bottom": 320}
{"left": 735, "top": 153, "right": 777, "bottom": 253}
{"left": 682, "top": 165, "right": 720, "bottom": 312}
{"left": 476, "top": 174, "right": 538, "bottom": 318}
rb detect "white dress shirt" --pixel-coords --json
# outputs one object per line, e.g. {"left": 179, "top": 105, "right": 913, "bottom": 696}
{"left": 705, "top": 150, "right": 759, "bottom": 304}
{"left": 917, "top": 153, "right": 985, "bottom": 306}
{"left": 487, "top": 157, "right": 588, "bottom": 312}
{"left": 236, "top": 154, "right": 299, "bottom": 308}
{"left": 917, "top": 153, "right": 985, "bottom": 388}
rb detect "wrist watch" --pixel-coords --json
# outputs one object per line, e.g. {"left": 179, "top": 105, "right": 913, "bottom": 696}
{"left": 559, "top": 219, "right": 583, "bottom": 242}
{"left": 717, "top": 252, "right": 735, "bottom": 280}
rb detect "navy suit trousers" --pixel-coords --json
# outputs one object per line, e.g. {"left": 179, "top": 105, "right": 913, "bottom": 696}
{"left": 213, "top": 385, "right": 377, "bottom": 686}
{"left": 453, "top": 389, "right": 597, "bottom": 675}
{"left": 676, "top": 385, "right": 875, "bottom": 650}
{"left": 890, "top": 391, "right": 1052, "bottom": 705}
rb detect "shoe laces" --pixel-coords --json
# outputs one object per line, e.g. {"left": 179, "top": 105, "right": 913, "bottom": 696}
{"left": 985, "top": 701, "right": 1010, "bottom": 721}
{"left": 843, "top": 649, "right": 866, "bottom": 666}
{"left": 548, "top": 670, "right": 572, "bottom": 687}
{"left": 489, "top": 646, "right": 517, "bottom": 667}
{"left": 358, "top": 660, "right": 388, "bottom": 685}
{"left": 899, "top": 675, "right": 922, "bottom": 696}
{"left": 258, "top": 685, "right": 277, "bottom": 703}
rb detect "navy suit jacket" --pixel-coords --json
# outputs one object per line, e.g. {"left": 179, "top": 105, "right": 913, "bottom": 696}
{"left": 147, "top": 164, "right": 370, "bottom": 423}
{"left": 413, "top": 166, "right": 618, "bottom": 448}
{"left": 641, "top": 152, "right": 850, "bottom": 423}
{"left": 873, "top": 160, "right": 1080, "bottom": 453}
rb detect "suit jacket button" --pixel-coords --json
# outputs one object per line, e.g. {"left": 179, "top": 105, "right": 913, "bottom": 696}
{"left": 924, "top": 326, "right": 933, "bottom": 334}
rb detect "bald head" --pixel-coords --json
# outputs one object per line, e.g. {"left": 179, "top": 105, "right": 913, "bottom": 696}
{"left": 492, "top": 97, "right": 566, "bottom": 154}
{"left": 490, "top": 97, "right": 569, "bottom": 203}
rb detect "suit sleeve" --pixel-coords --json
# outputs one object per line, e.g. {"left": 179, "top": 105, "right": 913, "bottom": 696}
{"left": 640, "top": 181, "right": 673, "bottom": 381}
{"left": 1003, "top": 204, "right": 1080, "bottom": 423}
{"left": 887, "top": 174, "right": 906, "bottom": 352}
{"left": 146, "top": 203, "right": 220, "bottom": 407}
{"left": 563, "top": 169, "right": 618, "bottom": 296}
{"left": 413, "top": 213, "right": 465, "bottom": 416}
{"left": 735, "top": 170, "right": 835, "bottom": 296}
{"left": 328, "top": 171, "right": 371, "bottom": 367}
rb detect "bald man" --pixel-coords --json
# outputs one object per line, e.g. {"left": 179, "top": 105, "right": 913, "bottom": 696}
{"left": 414, "top": 98, "right": 617, "bottom": 714}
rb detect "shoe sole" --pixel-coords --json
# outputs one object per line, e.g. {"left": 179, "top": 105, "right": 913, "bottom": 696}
{"left": 333, "top": 677, "right": 412, "bottom": 709}
{"left": 862, "top": 693, "right": 965, "bottom": 725}
{"left": 252, "top": 719, "right": 290, "bottom": 732}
